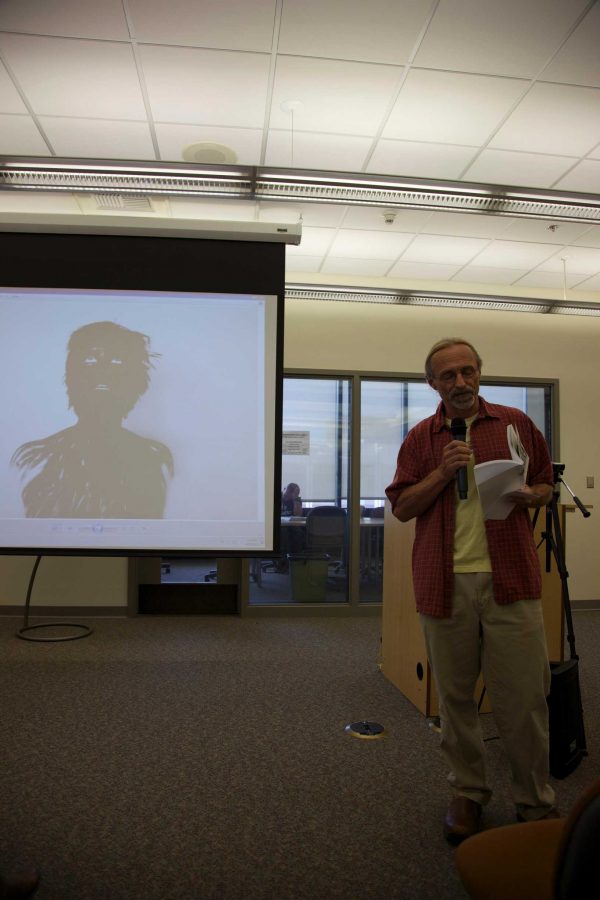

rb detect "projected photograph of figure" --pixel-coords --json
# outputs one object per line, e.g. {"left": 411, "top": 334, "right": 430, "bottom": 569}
{"left": 11, "top": 321, "right": 174, "bottom": 518}
{"left": 0, "top": 285, "right": 272, "bottom": 551}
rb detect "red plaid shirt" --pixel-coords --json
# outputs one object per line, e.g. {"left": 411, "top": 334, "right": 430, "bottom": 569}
{"left": 385, "top": 397, "right": 553, "bottom": 618}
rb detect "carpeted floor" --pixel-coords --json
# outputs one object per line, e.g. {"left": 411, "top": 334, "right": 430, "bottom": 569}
{"left": 1, "top": 611, "right": 598, "bottom": 900}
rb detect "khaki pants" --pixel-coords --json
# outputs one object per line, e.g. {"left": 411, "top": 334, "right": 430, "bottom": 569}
{"left": 420, "top": 572, "right": 555, "bottom": 818}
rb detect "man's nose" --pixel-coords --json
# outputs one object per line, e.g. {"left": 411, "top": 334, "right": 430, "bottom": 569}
{"left": 455, "top": 371, "right": 466, "bottom": 387}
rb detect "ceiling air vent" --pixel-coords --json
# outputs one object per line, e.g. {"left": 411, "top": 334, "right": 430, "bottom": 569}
{"left": 75, "top": 192, "right": 171, "bottom": 216}
{"left": 95, "top": 193, "right": 154, "bottom": 212}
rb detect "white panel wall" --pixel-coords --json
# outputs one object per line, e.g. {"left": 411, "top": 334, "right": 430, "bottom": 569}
{"left": 0, "top": 555, "right": 128, "bottom": 608}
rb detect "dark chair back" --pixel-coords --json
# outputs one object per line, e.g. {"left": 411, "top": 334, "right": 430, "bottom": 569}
{"left": 305, "top": 506, "right": 347, "bottom": 562}
{"left": 555, "top": 779, "right": 600, "bottom": 900}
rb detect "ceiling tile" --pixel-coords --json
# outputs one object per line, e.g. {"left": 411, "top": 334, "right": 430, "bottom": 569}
{"left": 0, "top": 60, "right": 27, "bottom": 113}
{"left": 321, "top": 257, "right": 393, "bottom": 277}
{"left": 259, "top": 202, "right": 346, "bottom": 228}
{"left": 155, "top": 123, "right": 262, "bottom": 165}
{"left": 387, "top": 260, "right": 462, "bottom": 280}
{"left": 0, "top": 34, "right": 145, "bottom": 118}
{"left": 0, "top": 113, "right": 49, "bottom": 153}
{"left": 454, "top": 265, "right": 529, "bottom": 285}
{"left": 278, "top": 0, "right": 432, "bottom": 64}
{"left": 470, "top": 239, "right": 557, "bottom": 268}
{"left": 0, "top": 0, "right": 598, "bottom": 304}
{"left": 382, "top": 69, "right": 528, "bottom": 144}
{"left": 270, "top": 56, "right": 401, "bottom": 136}
{"left": 328, "top": 229, "right": 413, "bottom": 260}
{"left": 573, "top": 226, "right": 600, "bottom": 249}
{"left": 128, "top": 0, "right": 276, "bottom": 52}
{"left": 0, "top": 0, "right": 130, "bottom": 40}
{"left": 285, "top": 256, "right": 324, "bottom": 274}
{"left": 541, "top": 1, "right": 600, "bottom": 88}
{"left": 341, "top": 206, "right": 432, "bottom": 232}
{"left": 463, "top": 149, "right": 578, "bottom": 189}
{"left": 423, "top": 211, "right": 515, "bottom": 239}
{"left": 367, "top": 139, "right": 477, "bottom": 179}
{"left": 400, "top": 234, "right": 490, "bottom": 264}
{"left": 264, "top": 130, "right": 372, "bottom": 171}
{"left": 500, "top": 219, "right": 593, "bottom": 245}
{"left": 141, "top": 46, "right": 270, "bottom": 128}
{"left": 490, "top": 83, "right": 600, "bottom": 156}
{"left": 39, "top": 117, "right": 155, "bottom": 159}
{"left": 514, "top": 270, "right": 591, "bottom": 289}
{"left": 414, "top": 0, "right": 590, "bottom": 77}
{"left": 572, "top": 272, "right": 600, "bottom": 290}
{"left": 288, "top": 226, "right": 336, "bottom": 256}
{"left": 537, "top": 245, "right": 600, "bottom": 275}
{"left": 553, "top": 159, "right": 600, "bottom": 193}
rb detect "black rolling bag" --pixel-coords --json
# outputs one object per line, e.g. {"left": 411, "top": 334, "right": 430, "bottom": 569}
{"left": 548, "top": 657, "right": 587, "bottom": 779}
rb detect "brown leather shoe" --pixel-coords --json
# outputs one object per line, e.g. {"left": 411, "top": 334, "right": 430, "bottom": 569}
{"left": 444, "top": 797, "right": 482, "bottom": 844}
{"left": 516, "top": 805, "right": 561, "bottom": 823}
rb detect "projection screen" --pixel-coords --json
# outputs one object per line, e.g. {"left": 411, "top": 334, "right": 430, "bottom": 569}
{"left": 0, "top": 230, "right": 285, "bottom": 556}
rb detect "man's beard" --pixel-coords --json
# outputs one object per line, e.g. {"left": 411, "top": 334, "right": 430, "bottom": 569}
{"left": 450, "top": 389, "right": 476, "bottom": 409}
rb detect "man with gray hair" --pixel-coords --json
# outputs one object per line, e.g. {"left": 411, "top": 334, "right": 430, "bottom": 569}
{"left": 386, "top": 337, "right": 557, "bottom": 843}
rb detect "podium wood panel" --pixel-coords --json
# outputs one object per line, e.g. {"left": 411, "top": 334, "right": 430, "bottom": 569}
{"left": 382, "top": 502, "right": 564, "bottom": 717}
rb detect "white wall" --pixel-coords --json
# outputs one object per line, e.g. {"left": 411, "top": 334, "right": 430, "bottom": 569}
{"left": 284, "top": 298, "right": 599, "bottom": 603}
{"left": 0, "top": 555, "right": 128, "bottom": 608}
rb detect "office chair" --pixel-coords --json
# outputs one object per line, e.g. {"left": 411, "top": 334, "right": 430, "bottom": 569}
{"left": 455, "top": 779, "right": 600, "bottom": 900}
{"left": 304, "top": 506, "right": 347, "bottom": 572}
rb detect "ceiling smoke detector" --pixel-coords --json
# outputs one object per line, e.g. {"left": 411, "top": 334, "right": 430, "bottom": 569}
{"left": 182, "top": 142, "right": 238, "bottom": 165}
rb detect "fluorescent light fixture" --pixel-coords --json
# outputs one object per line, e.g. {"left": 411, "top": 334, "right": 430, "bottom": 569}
{"left": 550, "top": 305, "right": 600, "bottom": 316}
{"left": 0, "top": 157, "right": 253, "bottom": 199}
{"left": 2, "top": 158, "right": 600, "bottom": 223}
{"left": 285, "top": 284, "right": 600, "bottom": 316}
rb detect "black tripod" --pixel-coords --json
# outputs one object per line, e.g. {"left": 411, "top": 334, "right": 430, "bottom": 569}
{"left": 532, "top": 462, "right": 589, "bottom": 776}
{"left": 533, "top": 462, "right": 590, "bottom": 661}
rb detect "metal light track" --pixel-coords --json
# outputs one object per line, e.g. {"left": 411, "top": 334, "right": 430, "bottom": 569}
{"left": 284, "top": 285, "right": 600, "bottom": 316}
{"left": 2, "top": 158, "right": 600, "bottom": 223}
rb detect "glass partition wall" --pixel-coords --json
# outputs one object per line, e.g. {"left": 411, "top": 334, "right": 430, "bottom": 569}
{"left": 249, "top": 377, "right": 351, "bottom": 605}
{"left": 247, "top": 374, "right": 553, "bottom": 608}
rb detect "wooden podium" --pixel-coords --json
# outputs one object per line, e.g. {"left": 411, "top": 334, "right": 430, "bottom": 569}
{"left": 381, "top": 502, "right": 564, "bottom": 716}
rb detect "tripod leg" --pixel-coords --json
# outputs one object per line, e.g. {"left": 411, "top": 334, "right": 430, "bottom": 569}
{"left": 548, "top": 495, "right": 577, "bottom": 660}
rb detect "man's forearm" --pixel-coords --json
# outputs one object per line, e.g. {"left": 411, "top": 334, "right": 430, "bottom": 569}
{"left": 393, "top": 466, "right": 452, "bottom": 521}
{"left": 528, "top": 483, "right": 553, "bottom": 507}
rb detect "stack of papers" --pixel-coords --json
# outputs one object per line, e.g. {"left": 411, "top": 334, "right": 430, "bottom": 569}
{"left": 474, "top": 425, "right": 529, "bottom": 520}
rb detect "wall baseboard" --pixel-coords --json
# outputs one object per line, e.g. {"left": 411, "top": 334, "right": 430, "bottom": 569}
{"left": 0, "top": 606, "right": 127, "bottom": 617}
{"left": 572, "top": 599, "right": 600, "bottom": 611}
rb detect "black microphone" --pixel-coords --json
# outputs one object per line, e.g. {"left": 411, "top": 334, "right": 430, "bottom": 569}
{"left": 450, "top": 417, "right": 468, "bottom": 500}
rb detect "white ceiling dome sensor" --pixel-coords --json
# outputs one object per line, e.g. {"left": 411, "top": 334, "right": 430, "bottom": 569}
{"left": 182, "top": 143, "right": 238, "bottom": 165}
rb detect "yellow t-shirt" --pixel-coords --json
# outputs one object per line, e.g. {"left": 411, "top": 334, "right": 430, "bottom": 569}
{"left": 448, "top": 415, "right": 492, "bottom": 573}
